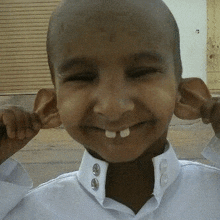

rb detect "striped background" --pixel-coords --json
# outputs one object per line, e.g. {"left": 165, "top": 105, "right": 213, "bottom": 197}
{"left": 0, "top": 0, "right": 60, "bottom": 94}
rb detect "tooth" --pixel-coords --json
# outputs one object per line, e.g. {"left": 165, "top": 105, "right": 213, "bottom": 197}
{"left": 105, "top": 130, "right": 116, "bottom": 138}
{"left": 120, "top": 128, "right": 130, "bottom": 138}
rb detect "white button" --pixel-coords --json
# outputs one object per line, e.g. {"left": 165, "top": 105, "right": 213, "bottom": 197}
{"left": 160, "top": 159, "right": 168, "bottom": 174}
{"left": 91, "top": 178, "right": 99, "bottom": 191}
{"left": 92, "top": 163, "right": 101, "bottom": 176}
{"left": 160, "top": 174, "right": 168, "bottom": 187}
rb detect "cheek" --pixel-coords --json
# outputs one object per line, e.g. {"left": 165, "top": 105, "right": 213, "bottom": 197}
{"left": 154, "top": 90, "right": 176, "bottom": 122}
{"left": 56, "top": 87, "right": 90, "bottom": 126}
{"left": 140, "top": 79, "right": 177, "bottom": 121}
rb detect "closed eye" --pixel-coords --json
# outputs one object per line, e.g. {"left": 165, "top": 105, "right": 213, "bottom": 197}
{"left": 127, "top": 67, "right": 161, "bottom": 78}
{"left": 64, "top": 72, "right": 97, "bottom": 82}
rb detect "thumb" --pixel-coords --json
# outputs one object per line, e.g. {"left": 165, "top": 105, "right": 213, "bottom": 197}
{"left": 201, "top": 97, "right": 220, "bottom": 136}
{"left": 200, "top": 97, "right": 219, "bottom": 124}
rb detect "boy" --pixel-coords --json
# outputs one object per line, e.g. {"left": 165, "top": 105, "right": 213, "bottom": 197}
{"left": 0, "top": 0, "right": 220, "bottom": 219}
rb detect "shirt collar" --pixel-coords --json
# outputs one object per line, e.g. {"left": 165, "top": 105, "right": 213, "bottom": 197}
{"left": 152, "top": 144, "right": 180, "bottom": 202}
{"left": 77, "top": 143, "right": 181, "bottom": 205}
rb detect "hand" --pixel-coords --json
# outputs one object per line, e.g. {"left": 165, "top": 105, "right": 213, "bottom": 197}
{"left": 0, "top": 106, "right": 42, "bottom": 164}
{"left": 201, "top": 97, "right": 220, "bottom": 137}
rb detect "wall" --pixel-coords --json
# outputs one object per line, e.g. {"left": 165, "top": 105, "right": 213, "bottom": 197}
{"left": 164, "top": 0, "right": 207, "bottom": 82}
{"left": 2, "top": 1, "right": 219, "bottom": 93}
{"left": 207, "top": 0, "right": 220, "bottom": 92}
{"left": 0, "top": 0, "right": 59, "bottom": 95}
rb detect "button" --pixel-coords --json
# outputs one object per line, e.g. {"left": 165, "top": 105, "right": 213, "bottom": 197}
{"left": 91, "top": 178, "right": 99, "bottom": 191}
{"left": 160, "top": 159, "right": 168, "bottom": 174}
{"left": 92, "top": 163, "right": 101, "bottom": 176}
{"left": 160, "top": 174, "right": 168, "bottom": 187}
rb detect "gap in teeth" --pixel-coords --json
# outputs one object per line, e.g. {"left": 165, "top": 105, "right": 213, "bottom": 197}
{"left": 105, "top": 128, "right": 130, "bottom": 139}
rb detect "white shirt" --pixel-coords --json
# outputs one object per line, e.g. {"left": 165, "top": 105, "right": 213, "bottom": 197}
{"left": 1, "top": 144, "right": 220, "bottom": 220}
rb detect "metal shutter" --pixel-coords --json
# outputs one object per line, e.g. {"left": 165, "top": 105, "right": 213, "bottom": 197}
{"left": 0, "top": 0, "right": 60, "bottom": 94}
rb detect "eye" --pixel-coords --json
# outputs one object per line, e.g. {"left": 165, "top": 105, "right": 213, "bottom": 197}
{"left": 65, "top": 71, "right": 97, "bottom": 82}
{"left": 128, "top": 67, "right": 160, "bottom": 78}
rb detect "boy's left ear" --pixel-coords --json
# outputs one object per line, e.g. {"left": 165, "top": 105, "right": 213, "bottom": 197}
{"left": 34, "top": 89, "right": 62, "bottom": 129}
{"left": 174, "top": 78, "right": 211, "bottom": 120}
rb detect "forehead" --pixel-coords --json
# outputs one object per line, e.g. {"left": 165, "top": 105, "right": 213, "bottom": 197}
{"left": 50, "top": 0, "right": 174, "bottom": 66}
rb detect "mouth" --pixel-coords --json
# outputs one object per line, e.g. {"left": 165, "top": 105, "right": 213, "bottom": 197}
{"left": 83, "top": 121, "right": 154, "bottom": 139}
{"left": 105, "top": 128, "right": 130, "bottom": 138}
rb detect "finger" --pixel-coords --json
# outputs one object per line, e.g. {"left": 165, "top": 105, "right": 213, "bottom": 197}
{"left": 208, "top": 100, "right": 220, "bottom": 135}
{"left": 212, "top": 121, "right": 220, "bottom": 136}
{"left": 11, "top": 107, "right": 26, "bottom": 140}
{"left": 200, "top": 98, "right": 216, "bottom": 123}
{"left": 30, "top": 112, "right": 42, "bottom": 131}
{"left": 202, "top": 118, "right": 210, "bottom": 124}
{"left": 209, "top": 100, "right": 220, "bottom": 122}
{"left": 24, "top": 112, "right": 35, "bottom": 138}
{"left": 1, "top": 110, "right": 16, "bottom": 139}
{"left": 25, "top": 113, "right": 41, "bottom": 138}
{"left": 0, "top": 121, "right": 7, "bottom": 140}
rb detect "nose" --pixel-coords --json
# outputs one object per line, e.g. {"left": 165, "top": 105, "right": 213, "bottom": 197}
{"left": 93, "top": 83, "right": 135, "bottom": 121}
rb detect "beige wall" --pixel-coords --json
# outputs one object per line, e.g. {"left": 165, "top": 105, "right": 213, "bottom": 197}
{"left": 207, "top": 0, "right": 220, "bottom": 92}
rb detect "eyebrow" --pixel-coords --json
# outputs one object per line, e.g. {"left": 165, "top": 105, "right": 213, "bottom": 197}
{"left": 58, "top": 57, "right": 95, "bottom": 74}
{"left": 58, "top": 51, "right": 164, "bottom": 74}
{"left": 129, "top": 52, "right": 164, "bottom": 64}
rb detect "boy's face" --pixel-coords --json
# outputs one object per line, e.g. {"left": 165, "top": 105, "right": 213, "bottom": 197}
{"left": 52, "top": 3, "right": 179, "bottom": 163}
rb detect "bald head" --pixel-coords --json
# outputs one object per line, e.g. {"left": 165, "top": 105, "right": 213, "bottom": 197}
{"left": 47, "top": 0, "right": 182, "bottom": 84}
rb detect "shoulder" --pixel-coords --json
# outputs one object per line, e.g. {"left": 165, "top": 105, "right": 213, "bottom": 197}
{"left": 159, "top": 160, "right": 220, "bottom": 219}
{"left": 23, "top": 170, "right": 81, "bottom": 209}
{"left": 166, "top": 160, "right": 220, "bottom": 203}
{"left": 3, "top": 169, "right": 84, "bottom": 219}
{"left": 27, "top": 170, "right": 80, "bottom": 198}
{"left": 180, "top": 160, "right": 220, "bottom": 176}
{"left": 178, "top": 160, "right": 220, "bottom": 192}
{"left": 6, "top": 171, "right": 83, "bottom": 219}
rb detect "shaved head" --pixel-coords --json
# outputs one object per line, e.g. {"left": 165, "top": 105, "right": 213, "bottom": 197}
{"left": 47, "top": 0, "right": 182, "bottom": 84}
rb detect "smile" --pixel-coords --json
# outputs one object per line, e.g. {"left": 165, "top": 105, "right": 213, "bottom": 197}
{"left": 83, "top": 120, "right": 155, "bottom": 140}
{"left": 100, "top": 121, "right": 151, "bottom": 139}
{"left": 105, "top": 128, "right": 130, "bottom": 139}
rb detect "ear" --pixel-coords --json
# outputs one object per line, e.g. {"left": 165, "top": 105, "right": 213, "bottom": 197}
{"left": 174, "top": 78, "right": 211, "bottom": 120}
{"left": 34, "top": 89, "right": 62, "bottom": 129}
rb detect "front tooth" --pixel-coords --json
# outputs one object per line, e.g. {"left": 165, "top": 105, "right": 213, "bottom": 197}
{"left": 120, "top": 128, "right": 130, "bottom": 138}
{"left": 105, "top": 130, "right": 116, "bottom": 138}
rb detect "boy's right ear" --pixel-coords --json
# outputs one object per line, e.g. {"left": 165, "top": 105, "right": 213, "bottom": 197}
{"left": 34, "top": 89, "right": 62, "bottom": 129}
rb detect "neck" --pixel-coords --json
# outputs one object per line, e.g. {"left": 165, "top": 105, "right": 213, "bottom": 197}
{"left": 87, "top": 136, "right": 167, "bottom": 214}
{"left": 105, "top": 138, "right": 167, "bottom": 214}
